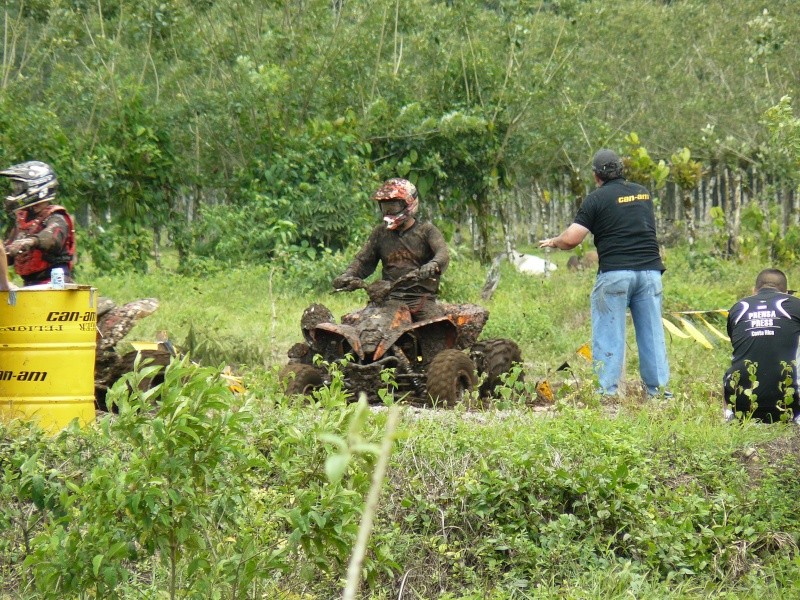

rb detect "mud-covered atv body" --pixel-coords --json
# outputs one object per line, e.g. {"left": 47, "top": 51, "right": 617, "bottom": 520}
{"left": 94, "top": 297, "right": 173, "bottom": 410}
{"left": 283, "top": 271, "right": 521, "bottom": 405}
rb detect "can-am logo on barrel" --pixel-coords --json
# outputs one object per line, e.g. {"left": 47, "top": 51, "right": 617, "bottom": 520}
{"left": 0, "top": 370, "right": 48, "bottom": 382}
{"left": 0, "top": 309, "right": 97, "bottom": 333}
{"left": 46, "top": 311, "right": 96, "bottom": 322}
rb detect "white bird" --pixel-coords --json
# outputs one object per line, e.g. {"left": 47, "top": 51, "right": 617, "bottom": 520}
{"left": 508, "top": 250, "right": 557, "bottom": 276}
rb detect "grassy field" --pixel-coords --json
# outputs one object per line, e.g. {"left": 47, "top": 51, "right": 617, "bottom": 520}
{"left": 3, "top": 242, "right": 800, "bottom": 599}
{"left": 85, "top": 241, "right": 757, "bottom": 404}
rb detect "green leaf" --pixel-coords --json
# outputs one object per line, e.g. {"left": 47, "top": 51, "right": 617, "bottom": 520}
{"left": 348, "top": 398, "right": 370, "bottom": 436}
{"left": 351, "top": 442, "right": 381, "bottom": 456}
{"left": 108, "top": 541, "right": 129, "bottom": 559}
{"left": 325, "top": 452, "right": 350, "bottom": 482}
{"left": 319, "top": 433, "right": 348, "bottom": 452}
{"left": 92, "top": 554, "right": 103, "bottom": 577}
{"left": 176, "top": 424, "right": 201, "bottom": 442}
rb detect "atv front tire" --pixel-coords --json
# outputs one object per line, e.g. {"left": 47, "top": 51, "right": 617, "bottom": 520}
{"left": 426, "top": 349, "right": 477, "bottom": 406}
{"left": 471, "top": 338, "right": 523, "bottom": 397}
{"left": 280, "top": 364, "right": 324, "bottom": 396}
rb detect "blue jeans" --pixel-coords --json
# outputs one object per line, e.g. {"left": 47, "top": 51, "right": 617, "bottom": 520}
{"left": 590, "top": 270, "right": 670, "bottom": 395}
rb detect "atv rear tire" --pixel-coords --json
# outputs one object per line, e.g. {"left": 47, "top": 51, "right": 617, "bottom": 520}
{"left": 95, "top": 349, "right": 172, "bottom": 412}
{"left": 426, "top": 349, "right": 477, "bottom": 406}
{"left": 471, "top": 338, "right": 523, "bottom": 397}
{"left": 280, "top": 364, "right": 324, "bottom": 396}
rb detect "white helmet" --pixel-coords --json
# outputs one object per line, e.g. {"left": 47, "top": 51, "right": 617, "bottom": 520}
{"left": 1, "top": 161, "right": 58, "bottom": 212}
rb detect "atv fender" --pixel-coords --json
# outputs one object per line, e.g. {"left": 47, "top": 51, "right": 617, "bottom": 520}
{"left": 374, "top": 315, "right": 458, "bottom": 360}
{"left": 313, "top": 322, "right": 364, "bottom": 360}
{"left": 439, "top": 303, "right": 490, "bottom": 349}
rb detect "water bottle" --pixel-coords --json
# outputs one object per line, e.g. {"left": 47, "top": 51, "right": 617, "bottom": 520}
{"left": 51, "top": 267, "right": 65, "bottom": 290}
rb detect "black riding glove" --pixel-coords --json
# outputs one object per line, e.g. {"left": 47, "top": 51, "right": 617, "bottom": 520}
{"left": 332, "top": 274, "right": 363, "bottom": 290}
{"left": 419, "top": 262, "right": 440, "bottom": 279}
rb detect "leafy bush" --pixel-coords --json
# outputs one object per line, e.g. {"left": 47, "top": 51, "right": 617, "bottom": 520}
{"left": 191, "top": 116, "right": 375, "bottom": 266}
{"left": 22, "top": 357, "right": 269, "bottom": 599}
{"left": 8, "top": 244, "right": 800, "bottom": 598}
{"left": 0, "top": 420, "right": 76, "bottom": 591}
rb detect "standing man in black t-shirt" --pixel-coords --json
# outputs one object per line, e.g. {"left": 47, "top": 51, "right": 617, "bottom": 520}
{"left": 538, "top": 149, "right": 670, "bottom": 397}
{"left": 724, "top": 268, "right": 800, "bottom": 423}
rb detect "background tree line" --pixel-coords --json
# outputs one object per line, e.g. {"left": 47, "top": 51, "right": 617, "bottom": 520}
{"left": 1, "top": 0, "right": 799, "bottom": 271}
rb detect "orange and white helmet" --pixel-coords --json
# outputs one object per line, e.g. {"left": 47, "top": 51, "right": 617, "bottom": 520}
{"left": 372, "top": 178, "right": 419, "bottom": 230}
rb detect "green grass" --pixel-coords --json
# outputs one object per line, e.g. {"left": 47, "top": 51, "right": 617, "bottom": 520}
{"left": 81, "top": 241, "right": 766, "bottom": 405}
{"left": 4, "top": 242, "right": 800, "bottom": 598}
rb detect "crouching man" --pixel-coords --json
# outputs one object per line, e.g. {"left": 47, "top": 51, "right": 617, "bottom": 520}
{"left": 724, "top": 268, "right": 800, "bottom": 423}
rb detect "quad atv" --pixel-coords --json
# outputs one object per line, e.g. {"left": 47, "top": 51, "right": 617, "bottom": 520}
{"left": 94, "top": 298, "right": 243, "bottom": 411}
{"left": 281, "top": 270, "right": 521, "bottom": 405}
{"left": 94, "top": 297, "right": 174, "bottom": 411}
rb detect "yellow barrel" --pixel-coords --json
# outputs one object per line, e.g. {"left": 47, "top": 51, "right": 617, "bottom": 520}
{"left": 0, "top": 286, "right": 97, "bottom": 432}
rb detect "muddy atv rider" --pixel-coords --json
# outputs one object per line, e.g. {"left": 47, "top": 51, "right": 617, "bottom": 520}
{"left": 332, "top": 178, "right": 449, "bottom": 321}
{"left": 1, "top": 161, "right": 76, "bottom": 286}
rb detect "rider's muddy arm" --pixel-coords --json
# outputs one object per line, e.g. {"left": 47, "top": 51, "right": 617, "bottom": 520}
{"left": 426, "top": 224, "right": 450, "bottom": 274}
{"left": 34, "top": 214, "right": 69, "bottom": 253}
{"left": 342, "top": 226, "right": 381, "bottom": 279}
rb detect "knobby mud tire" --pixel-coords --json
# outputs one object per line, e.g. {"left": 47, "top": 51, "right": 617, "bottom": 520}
{"left": 95, "top": 349, "right": 172, "bottom": 412}
{"left": 280, "top": 364, "right": 324, "bottom": 396}
{"left": 426, "top": 349, "right": 477, "bottom": 407}
{"left": 471, "top": 338, "right": 523, "bottom": 397}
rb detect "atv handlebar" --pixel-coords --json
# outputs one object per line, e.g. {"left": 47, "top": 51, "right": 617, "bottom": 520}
{"left": 333, "top": 268, "right": 422, "bottom": 304}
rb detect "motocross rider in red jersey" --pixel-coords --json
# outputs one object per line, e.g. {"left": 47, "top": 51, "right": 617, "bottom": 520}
{"left": 1, "top": 161, "right": 76, "bottom": 286}
{"left": 332, "top": 178, "right": 450, "bottom": 321}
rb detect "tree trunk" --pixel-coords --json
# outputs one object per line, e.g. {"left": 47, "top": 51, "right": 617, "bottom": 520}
{"left": 534, "top": 181, "right": 548, "bottom": 242}
{"left": 727, "top": 170, "right": 742, "bottom": 258}
{"left": 498, "top": 202, "right": 513, "bottom": 257}
{"left": 682, "top": 189, "right": 695, "bottom": 248}
{"left": 472, "top": 193, "right": 492, "bottom": 265}
{"left": 781, "top": 185, "right": 790, "bottom": 236}
{"left": 153, "top": 227, "right": 162, "bottom": 269}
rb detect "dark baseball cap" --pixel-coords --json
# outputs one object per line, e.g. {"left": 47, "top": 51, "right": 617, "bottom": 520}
{"left": 592, "top": 149, "right": 623, "bottom": 175}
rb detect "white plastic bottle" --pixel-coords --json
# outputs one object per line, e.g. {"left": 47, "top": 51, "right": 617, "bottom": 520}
{"left": 51, "top": 267, "right": 65, "bottom": 290}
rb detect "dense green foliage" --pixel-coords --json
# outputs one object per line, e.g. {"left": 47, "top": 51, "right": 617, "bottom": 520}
{"left": 4, "top": 0, "right": 800, "bottom": 596}
{"left": 2, "top": 0, "right": 800, "bottom": 265}
{"left": 3, "top": 244, "right": 800, "bottom": 598}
